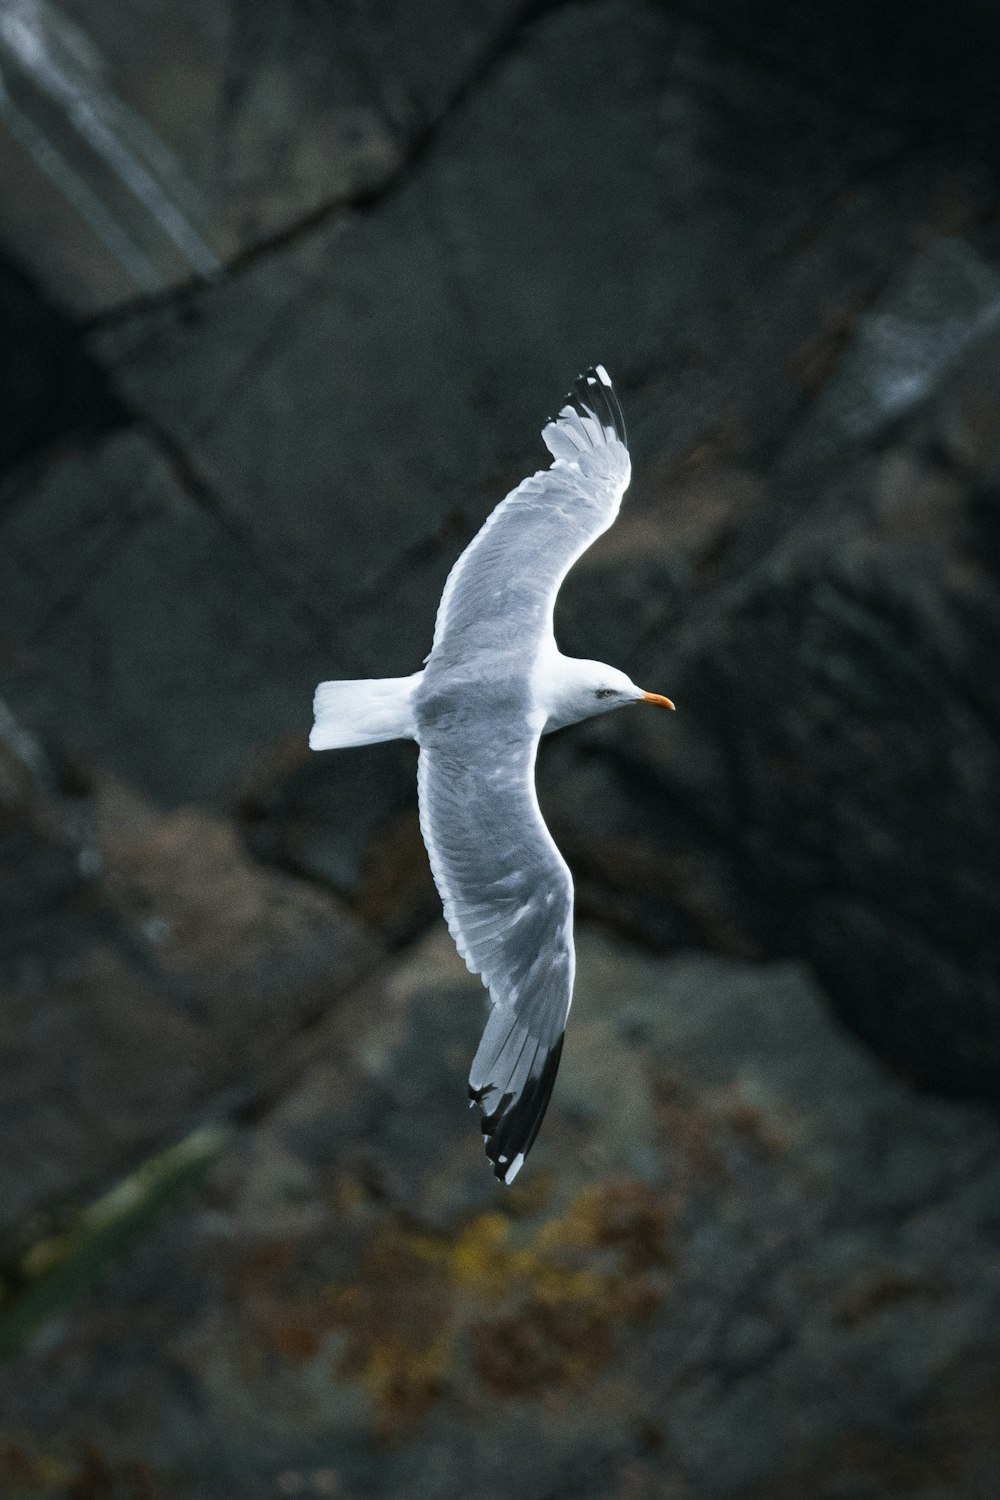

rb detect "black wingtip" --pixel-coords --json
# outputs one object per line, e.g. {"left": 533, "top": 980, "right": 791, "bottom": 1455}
{"left": 566, "top": 365, "right": 627, "bottom": 446}
{"left": 470, "top": 1035, "right": 565, "bottom": 1185}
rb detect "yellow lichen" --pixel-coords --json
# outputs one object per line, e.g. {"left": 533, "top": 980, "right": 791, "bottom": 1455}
{"left": 316, "top": 1178, "right": 671, "bottom": 1434}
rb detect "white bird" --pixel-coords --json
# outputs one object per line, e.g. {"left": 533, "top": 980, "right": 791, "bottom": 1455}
{"left": 310, "top": 367, "right": 674, "bottom": 1183}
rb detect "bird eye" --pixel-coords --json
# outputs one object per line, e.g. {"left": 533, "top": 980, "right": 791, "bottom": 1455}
{"left": 595, "top": 688, "right": 616, "bottom": 699}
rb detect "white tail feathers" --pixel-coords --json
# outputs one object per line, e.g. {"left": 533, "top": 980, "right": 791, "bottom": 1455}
{"left": 309, "top": 672, "right": 422, "bottom": 750}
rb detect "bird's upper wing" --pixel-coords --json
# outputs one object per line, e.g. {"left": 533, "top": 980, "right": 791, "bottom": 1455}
{"left": 417, "top": 711, "right": 573, "bottom": 1184}
{"left": 429, "top": 367, "right": 631, "bottom": 668}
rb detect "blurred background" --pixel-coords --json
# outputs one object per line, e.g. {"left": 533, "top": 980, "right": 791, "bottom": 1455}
{"left": 1, "top": 0, "right": 1000, "bottom": 1495}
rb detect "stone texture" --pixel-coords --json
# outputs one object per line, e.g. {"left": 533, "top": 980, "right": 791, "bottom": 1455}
{"left": 0, "top": 709, "right": 89, "bottom": 971}
{"left": 0, "top": 0, "right": 524, "bottom": 313}
{"left": 0, "top": 928, "right": 997, "bottom": 1498}
{"left": 0, "top": 768, "right": 376, "bottom": 1238}
{"left": 238, "top": 740, "right": 438, "bottom": 948}
{"left": 91, "top": 2, "right": 888, "bottom": 611}
{"left": 668, "top": 0, "right": 1000, "bottom": 151}
{"left": 539, "top": 247, "right": 1000, "bottom": 1102}
{"left": 0, "top": 251, "right": 120, "bottom": 472}
{"left": 0, "top": 427, "right": 329, "bottom": 804}
{"left": 790, "top": 236, "right": 1000, "bottom": 461}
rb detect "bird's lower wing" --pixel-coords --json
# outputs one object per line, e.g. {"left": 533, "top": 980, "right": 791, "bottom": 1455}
{"left": 416, "top": 726, "right": 574, "bottom": 1183}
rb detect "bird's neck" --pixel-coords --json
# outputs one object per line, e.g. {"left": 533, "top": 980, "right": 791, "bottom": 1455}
{"left": 533, "top": 647, "right": 610, "bottom": 733}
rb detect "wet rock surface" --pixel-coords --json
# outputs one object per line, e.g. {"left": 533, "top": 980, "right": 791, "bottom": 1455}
{"left": 0, "top": 0, "right": 999, "bottom": 1494}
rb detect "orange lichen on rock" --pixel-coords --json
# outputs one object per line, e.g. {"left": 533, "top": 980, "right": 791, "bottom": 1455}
{"left": 472, "top": 1181, "right": 668, "bottom": 1396}
{"left": 322, "top": 1178, "right": 671, "bottom": 1432}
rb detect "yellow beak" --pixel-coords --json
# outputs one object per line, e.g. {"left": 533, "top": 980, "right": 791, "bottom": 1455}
{"left": 641, "top": 691, "right": 675, "bottom": 710}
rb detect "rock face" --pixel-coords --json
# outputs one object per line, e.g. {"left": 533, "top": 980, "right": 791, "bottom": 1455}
{"left": 541, "top": 242, "right": 1000, "bottom": 1102}
{"left": 0, "top": 0, "right": 525, "bottom": 312}
{"left": 1, "top": 0, "right": 1000, "bottom": 1495}
{"left": 1, "top": 929, "right": 999, "bottom": 1498}
{"left": 0, "top": 428, "right": 330, "bottom": 802}
{"left": 0, "top": 753, "right": 376, "bottom": 1237}
{"left": 89, "top": 3, "right": 884, "bottom": 615}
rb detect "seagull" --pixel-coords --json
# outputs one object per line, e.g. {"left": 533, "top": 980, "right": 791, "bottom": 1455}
{"left": 310, "top": 367, "right": 674, "bottom": 1183}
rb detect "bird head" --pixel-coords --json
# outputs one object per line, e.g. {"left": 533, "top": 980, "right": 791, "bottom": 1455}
{"left": 545, "top": 659, "right": 674, "bottom": 730}
{"left": 589, "top": 663, "right": 674, "bottom": 715}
